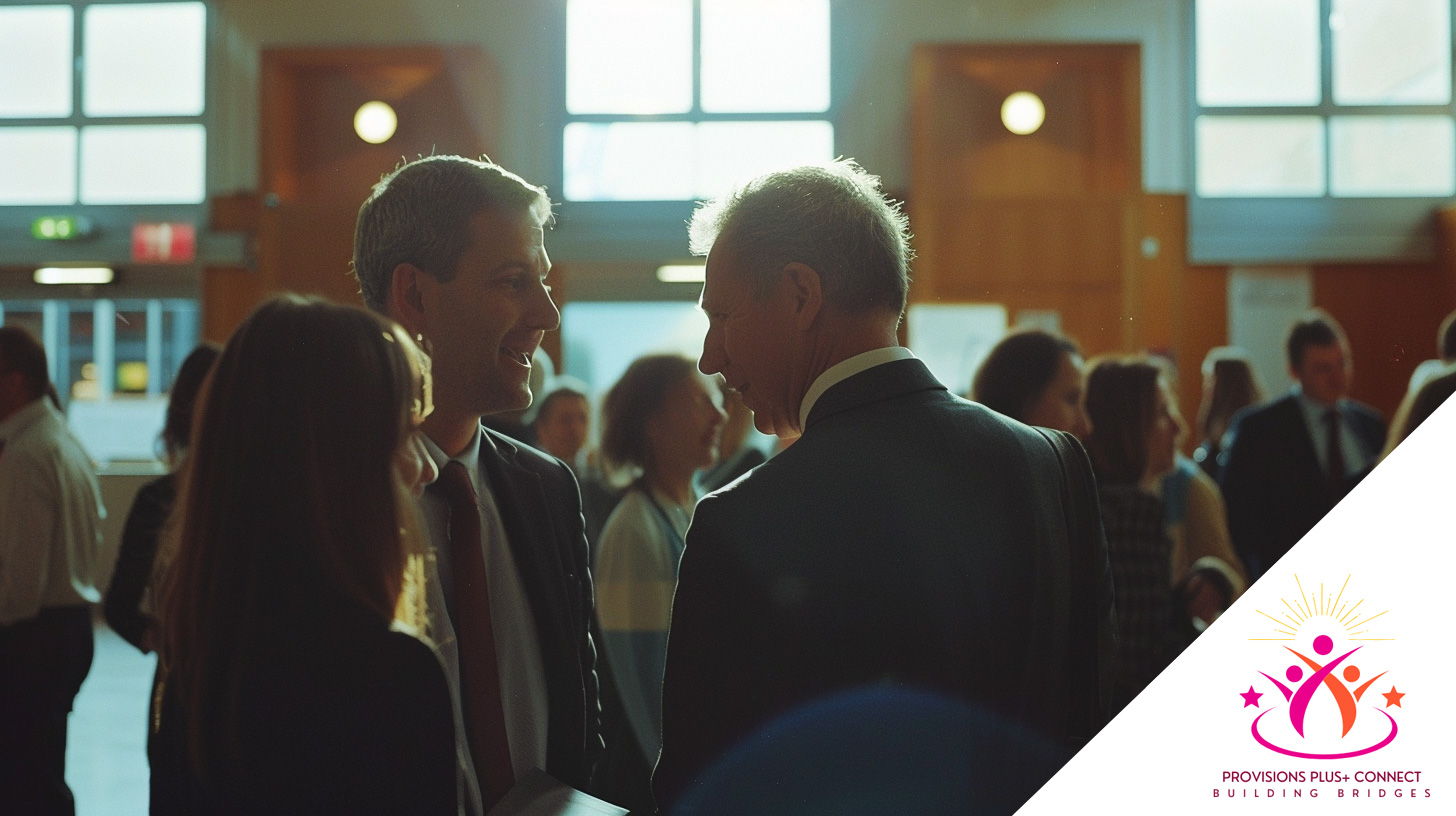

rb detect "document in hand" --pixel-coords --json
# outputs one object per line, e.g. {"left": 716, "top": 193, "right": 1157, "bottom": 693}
{"left": 486, "top": 768, "right": 628, "bottom": 816}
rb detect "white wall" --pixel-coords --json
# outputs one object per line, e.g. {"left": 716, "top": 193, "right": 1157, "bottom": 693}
{"left": 210, "top": 0, "right": 1191, "bottom": 196}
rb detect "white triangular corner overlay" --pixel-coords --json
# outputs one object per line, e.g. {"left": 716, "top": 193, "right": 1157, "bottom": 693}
{"left": 1019, "top": 395, "right": 1456, "bottom": 814}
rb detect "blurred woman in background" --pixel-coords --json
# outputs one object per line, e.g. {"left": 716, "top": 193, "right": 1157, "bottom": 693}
{"left": 1193, "top": 348, "right": 1262, "bottom": 478}
{"left": 1083, "top": 357, "right": 1190, "bottom": 713}
{"left": 593, "top": 354, "right": 726, "bottom": 814}
{"left": 1382, "top": 367, "right": 1456, "bottom": 460}
{"left": 103, "top": 342, "right": 220, "bottom": 772}
{"left": 971, "top": 329, "right": 1091, "bottom": 439}
{"left": 151, "top": 296, "right": 453, "bottom": 815}
{"left": 105, "top": 343, "right": 221, "bottom": 656}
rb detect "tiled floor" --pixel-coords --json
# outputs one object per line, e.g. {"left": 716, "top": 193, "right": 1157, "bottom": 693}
{"left": 67, "top": 619, "right": 155, "bottom": 816}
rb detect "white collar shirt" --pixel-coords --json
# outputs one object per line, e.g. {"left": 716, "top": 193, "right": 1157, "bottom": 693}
{"left": 417, "top": 428, "right": 549, "bottom": 815}
{"left": 798, "top": 346, "right": 917, "bottom": 432}
{"left": 0, "top": 398, "right": 106, "bottom": 626}
{"left": 1293, "top": 386, "right": 1373, "bottom": 478}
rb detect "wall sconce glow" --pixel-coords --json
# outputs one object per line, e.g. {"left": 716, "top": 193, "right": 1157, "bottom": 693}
{"left": 1001, "top": 92, "right": 1045, "bottom": 135}
{"left": 35, "top": 267, "right": 114, "bottom": 284}
{"left": 354, "top": 101, "right": 398, "bottom": 144}
{"left": 657, "top": 264, "right": 706, "bottom": 283}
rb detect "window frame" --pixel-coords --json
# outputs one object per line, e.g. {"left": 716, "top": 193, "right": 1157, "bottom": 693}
{"left": 0, "top": 0, "right": 213, "bottom": 268}
{"left": 1187, "top": 0, "right": 1456, "bottom": 263}
{"left": 549, "top": 0, "right": 838, "bottom": 260}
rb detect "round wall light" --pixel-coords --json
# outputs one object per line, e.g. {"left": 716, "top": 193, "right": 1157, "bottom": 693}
{"left": 354, "top": 101, "right": 398, "bottom": 144}
{"left": 1000, "top": 91, "right": 1045, "bottom": 135}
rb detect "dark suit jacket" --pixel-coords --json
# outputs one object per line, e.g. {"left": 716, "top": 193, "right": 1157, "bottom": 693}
{"left": 477, "top": 429, "right": 603, "bottom": 792}
{"left": 1219, "top": 394, "right": 1386, "bottom": 580}
{"left": 105, "top": 472, "right": 176, "bottom": 652}
{"left": 150, "top": 600, "right": 457, "bottom": 815}
{"left": 653, "top": 358, "right": 1115, "bottom": 809}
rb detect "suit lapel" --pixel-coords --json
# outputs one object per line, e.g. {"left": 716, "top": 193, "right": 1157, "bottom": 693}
{"left": 477, "top": 431, "right": 575, "bottom": 660}
{"left": 805, "top": 357, "right": 946, "bottom": 430}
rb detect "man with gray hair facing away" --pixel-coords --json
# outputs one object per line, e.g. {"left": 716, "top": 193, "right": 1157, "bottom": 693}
{"left": 654, "top": 160, "right": 1115, "bottom": 812}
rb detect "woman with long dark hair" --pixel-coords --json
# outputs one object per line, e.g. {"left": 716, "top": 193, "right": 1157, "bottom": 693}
{"left": 151, "top": 296, "right": 452, "bottom": 814}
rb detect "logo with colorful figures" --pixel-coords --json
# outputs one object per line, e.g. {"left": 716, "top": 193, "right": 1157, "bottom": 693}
{"left": 1240, "top": 575, "right": 1405, "bottom": 759}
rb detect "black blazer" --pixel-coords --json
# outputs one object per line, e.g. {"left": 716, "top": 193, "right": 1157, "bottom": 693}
{"left": 150, "top": 602, "right": 457, "bottom": 815}
{"left": 653, "top": 358, "right": 1115, "bottom": 809}
{"left": 1219, "top": 394, "right": 1386, "bottom": 580}
{"left": 105, "top": 472, "right": 176, "bottom": 652}
{"left": 477, "top": 429, "right": 603, "bottom": 791}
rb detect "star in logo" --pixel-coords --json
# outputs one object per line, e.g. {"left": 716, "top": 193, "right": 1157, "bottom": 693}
{"left": 1382, "top": 687, "right": 1405, "bottom": 708}
{"left": 1240, "top": 686, "right": 1263, "bottom": 708}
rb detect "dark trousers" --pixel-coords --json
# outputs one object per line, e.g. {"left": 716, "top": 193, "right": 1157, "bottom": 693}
{"left": 0, "top": 606, "right": 95, "bottom": 816}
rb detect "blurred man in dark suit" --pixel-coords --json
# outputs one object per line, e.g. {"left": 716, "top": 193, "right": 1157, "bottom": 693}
{"left": 1220, "top": 310, "right": 1386, "bottom": 580}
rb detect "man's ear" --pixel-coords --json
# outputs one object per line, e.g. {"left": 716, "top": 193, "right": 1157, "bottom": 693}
{"left": 782, "top": 262, "right": 823, "bottom": 330}
{"left": 389, "top": 263, "right": 429, "bottom": 338}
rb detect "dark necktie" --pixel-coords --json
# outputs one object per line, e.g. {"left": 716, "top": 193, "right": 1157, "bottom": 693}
{"left": 1323, "top": 408, "right": 1347, "bottom": 498}
{"left": 437, "top": 461, "right": 515, "bottom": 806}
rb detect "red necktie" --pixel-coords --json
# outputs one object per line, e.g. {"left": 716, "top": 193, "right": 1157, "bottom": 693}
{"left": 437, "top": 461, "right": 515, "bottom": 806}
{"left": 1323, "top": 408, "right": 1347, "bottom": 498}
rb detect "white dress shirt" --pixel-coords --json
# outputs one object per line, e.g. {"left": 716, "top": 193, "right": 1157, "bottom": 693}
{"left": 418, "top": 429, "right": 548, "bottom": 815}
{"left": 1293, "top": 387, "right": 1373, "bottom": 478}
{"left": 0, "top": 398, "right": 106, "bottom": 626}
{"left": 799, "top": 346, "right": 917, "bottom": 431}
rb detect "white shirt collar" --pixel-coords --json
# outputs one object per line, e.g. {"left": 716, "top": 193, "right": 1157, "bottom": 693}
{"left": 419, "top": 424, "right": 483, "bottom": 487}
{"left": 798, "top": 346, "right": 916, "bottom": 431}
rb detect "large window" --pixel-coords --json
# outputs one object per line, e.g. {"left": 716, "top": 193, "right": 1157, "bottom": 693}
{"left": 562, "top": 0, "right": 834, "bottom": 202}
{"left": 1189, "top": 0, "right": 1455, "bottom": 261}
{"left": 0, "top": 1, "right": 207, "bottom": 207}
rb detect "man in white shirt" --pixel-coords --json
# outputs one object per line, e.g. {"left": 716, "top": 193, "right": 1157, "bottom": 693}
{"left": 0, "top": 326, "right": 105, "bottom": 816}
{"left": 654, "top": 160, "right": 1115, "bottom": 811}
{"left": 353, "top": 156, "right": 600, "bottom": 815}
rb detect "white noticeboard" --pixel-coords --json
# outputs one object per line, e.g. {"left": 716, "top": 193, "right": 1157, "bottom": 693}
{"left": 906, "top": 303, "right": 1009, "bottom": 397}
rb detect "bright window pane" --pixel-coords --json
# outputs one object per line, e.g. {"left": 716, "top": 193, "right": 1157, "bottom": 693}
{"left": 566, "top": 0, "right": 691, "bottom": 115}
{"left": 564, "top": 121, "right": 695, "bottom": 201}
{"left": 1332, "top": 0, "right": 1451, "bottom": 105}
{"left": 1196, "top": 0, "right": 1321, "bottom": 106}
{"left": 0, "top": 6, "right": 73, "bottom": 118}
{"left": 695, "top": 121, "right": 834, "bottom": 197}
{"left": 1330, "top": 116, "right": 1455, "bottom": 196}
{"left": 83, "top": 2, "right": 206, "bottom": 116}
{"left": 1196, "top": 116, "right": 1325, "bottom": 197}
{"left": 0, "top": 127, "right": 77, "bottom": 205}
{"left": 80, "top": 124, "right": 206, "bottom": 204}
{"left": 700, "top": 0, "right": 830, "bottom": 113}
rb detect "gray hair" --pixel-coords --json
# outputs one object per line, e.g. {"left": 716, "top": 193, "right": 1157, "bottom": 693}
{"left": 688, "top": 159, "right": 912, "bottom": 314}
{"left": 353, "top": 155, "right": 553, "bottom": 314}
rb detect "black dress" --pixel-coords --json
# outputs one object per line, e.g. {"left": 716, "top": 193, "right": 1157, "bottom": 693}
{"left": 150, "top": 600, "right": 457, "bottom": 815}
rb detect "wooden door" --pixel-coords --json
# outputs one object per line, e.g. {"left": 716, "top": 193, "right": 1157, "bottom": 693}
{"left": 910, "top": 43, "right": 1142, "bottom": 357}
{"left": 204, "top": 46, "right": 498, "bottom": 340}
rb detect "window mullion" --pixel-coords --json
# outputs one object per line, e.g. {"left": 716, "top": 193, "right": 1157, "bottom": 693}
{"left": 71, "top": 1, "right": 84, "bottom": 202}
{"left": 691, "top": 0, "right": 702, "bottom": 117}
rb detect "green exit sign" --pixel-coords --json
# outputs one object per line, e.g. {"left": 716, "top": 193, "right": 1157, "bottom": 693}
{"left": 32, "top": 216, "right": 93, "bottom": 240}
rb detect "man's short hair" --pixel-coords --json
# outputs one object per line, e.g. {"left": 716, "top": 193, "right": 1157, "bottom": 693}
{"left": 352, "top": 155, "right": 553, "bottom": 314}
{"left": 1286, "top": 310, "right": 1348, "bottom": 371}
{"left": 0, "top": 326, "right": 50, "bottom": 402}
{"left": 688, "top": 159, "right": 912, "bottom": 315}
{"left": 533, "top": 378, "right": 590, "bottom": 427}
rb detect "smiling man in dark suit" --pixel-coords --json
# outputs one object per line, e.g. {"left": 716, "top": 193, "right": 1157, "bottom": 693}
{"left": 653, "top": 160, "right": 1115, "bottom": 811}
{"left": 353, "top": 156, "right": 600, "bottom": 815}
{"left": 1219, "top": 311, "right": 1386, "bottom": 581}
